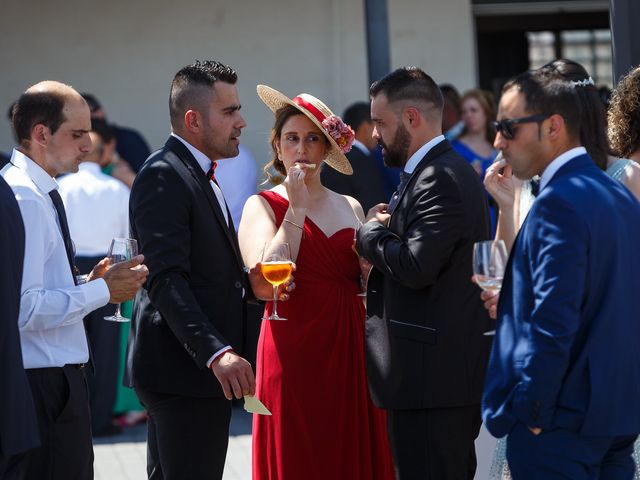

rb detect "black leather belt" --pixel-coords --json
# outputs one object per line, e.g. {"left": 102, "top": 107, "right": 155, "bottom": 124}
{"left": 67, "top": 363, "right": 87, "bottom": 370}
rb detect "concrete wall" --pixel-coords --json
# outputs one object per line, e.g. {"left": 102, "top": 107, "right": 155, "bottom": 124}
{"left": 0, "top": 0, "right": 476, "bottom": 168}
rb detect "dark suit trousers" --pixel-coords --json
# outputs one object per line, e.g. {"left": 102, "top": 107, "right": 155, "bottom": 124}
{"left": 21, "top": 365, "right": 93, "bottom": 480}
{"left": 387, "top": 405, "right": 481, "bottom": 480}
{"left": 136, "top": 388, "right": 231, "bottom": 480}
{"left": 0, "top": 452, "right": 27, "bottom": 480}
{"left": 76, "top": 255, "right": 119, "bottom": 433}
{"left": 507, "top": 422, "right": 637, "bottom": 480}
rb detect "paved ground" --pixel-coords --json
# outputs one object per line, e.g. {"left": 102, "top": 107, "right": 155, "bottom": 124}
{"left": 94, "top": 406, "right": 497, "bottom": 479}
{"left": 93, "top": 406, "right": 252, "bottom": 480}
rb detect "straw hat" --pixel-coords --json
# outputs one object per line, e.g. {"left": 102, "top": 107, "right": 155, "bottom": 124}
{"left": 256, "top": 85, "right": 354, "bottom": 175}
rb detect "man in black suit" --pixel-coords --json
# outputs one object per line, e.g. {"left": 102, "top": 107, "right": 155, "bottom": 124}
{"left": 321, "top": 102, "right": 386, "bottom": 212}
{"left": 127, "top": 60, "right": 259, "bottom": 479}
{"left": 0, "top": 175, "right": 39, "bottom": 479}
{"left": 356, "top": 67, "right": 492, "bottom": 479}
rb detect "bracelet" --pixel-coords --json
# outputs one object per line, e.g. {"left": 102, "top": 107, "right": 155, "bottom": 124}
{"left": 283, "top": 218, "right": 304, "bottom": 230}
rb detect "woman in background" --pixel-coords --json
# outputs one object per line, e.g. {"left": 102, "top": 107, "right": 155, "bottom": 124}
{"left": 607, "top": 65, "right": 640, "bottom": 198}
{"left": 452, "top": 89, "right": 498, "bottom": 178}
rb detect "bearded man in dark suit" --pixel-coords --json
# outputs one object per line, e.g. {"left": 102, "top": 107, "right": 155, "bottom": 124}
{"left": 356, "top": 67, "right": 492, "bottom": 479}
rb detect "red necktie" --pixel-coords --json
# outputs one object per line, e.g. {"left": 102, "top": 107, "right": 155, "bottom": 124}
{"left": 206, "top": 161, "right": 218, "bottom": 183}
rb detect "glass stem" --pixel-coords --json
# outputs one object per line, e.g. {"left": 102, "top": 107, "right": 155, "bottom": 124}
{"left": 272, "top": 285, "right": 279, "bottom": 318}
{"left": 114, "top": 303, "right": 122, "bottom": 318}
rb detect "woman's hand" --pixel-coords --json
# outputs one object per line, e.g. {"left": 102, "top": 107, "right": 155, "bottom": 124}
{"left": 284, "top": 165, "right": 310, "bottom": 215}
{"left": 484, "top": 157, "right": 515, "bottom": 210}
{"left": 247, "top": 263, "right": 297, "bottom": 301}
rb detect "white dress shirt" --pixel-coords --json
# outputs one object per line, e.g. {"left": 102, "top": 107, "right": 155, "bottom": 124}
{"left": 169, "top": 133, "right": 232, "bottom": 365}
{"left": 58, "top": 162, "right": 130, "bottom": 256}
{"left": 216, "top": 145, "right": 257, "bottom": 231}
{"left": 539, "top": 146, "right": 587, "bottom": 193}
{"left": 404, "top": 135, "right": 446, "bottom": 175}
{"left": 2, "top": 149, "right": 111, "bottom": 369}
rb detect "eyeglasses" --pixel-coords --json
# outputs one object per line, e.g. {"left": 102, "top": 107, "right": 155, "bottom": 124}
{"left": 492, "top": 114, "right": 551, "bottom": 140}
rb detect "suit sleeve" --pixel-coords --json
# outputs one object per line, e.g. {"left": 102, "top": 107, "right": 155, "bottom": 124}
{"left": 356, "top": 164, "right": 463, "bottom": 289}
{"left": 510, "top": 197, "right": 588, "bottom": 429}
{"left": 130, "top": 160, "right": 229, "bottom": 369}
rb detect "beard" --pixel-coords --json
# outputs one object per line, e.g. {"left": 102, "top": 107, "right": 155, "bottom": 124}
{"left": 379, "top": 123, "right": 411, "bottom": 168}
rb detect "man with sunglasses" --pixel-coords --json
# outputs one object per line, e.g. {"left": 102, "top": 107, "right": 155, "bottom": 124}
{"left": 483, "top": 68, "right": 640, "bottom": 479}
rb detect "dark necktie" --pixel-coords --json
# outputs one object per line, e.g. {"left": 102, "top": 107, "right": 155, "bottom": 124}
{"left": 206, "top": 161, "right": 218, "bottom": 184}
{"left": 387, "top": 170, "right": 412, "bottom": 214}
{"left": 49, "top": 189, "right": 78, "bottom": 285}
{"left": 51, "top": 189, "right": 94, "bottom": 369}
{"left": 530, "top": 177, "right": 541, "bottom": 197}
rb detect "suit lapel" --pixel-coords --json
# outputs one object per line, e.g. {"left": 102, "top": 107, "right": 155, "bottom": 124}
{"left": 165, "top": 137, "right": 244, "bottom": 270}
{"left": 391, "top": 139, "right": 453, "bottom": 216}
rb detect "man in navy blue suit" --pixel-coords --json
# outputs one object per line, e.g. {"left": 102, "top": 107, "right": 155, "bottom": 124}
{"left": 483, "top": 68, "right": 640, "bottom": 479}
{"left": 0, "top": 174, "right": 39, "bottom": 478}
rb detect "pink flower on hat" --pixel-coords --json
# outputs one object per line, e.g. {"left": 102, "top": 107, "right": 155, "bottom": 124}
{"left": 322, "top": 115, "right": 355, "bottom": 153}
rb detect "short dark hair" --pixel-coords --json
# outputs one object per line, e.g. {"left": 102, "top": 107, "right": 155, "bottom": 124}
{"left": 90, "top": 118, "right": 115, "bottom": 144}
{"left": 169, "top": 60, "right": 238, "bottom": 127}
{"left": 540, "top": 59, "right": 607, "bottom": 169}
{"left": 440, "top": 84, "right": 461, "bottom": 112}
{"left": 370, "top": 67, "right": 443, "bottom": 113}
{"left": 503, "top": 68, "right": 582, "bottom": 142}
{"left": 12, "top": 90, "right": 67, "bottom": 144}
{"left": 81, "top": 93, "right": 102, "bottom": 114}
{"left": 342, "top": 102, "right": 371, "bottom": 131}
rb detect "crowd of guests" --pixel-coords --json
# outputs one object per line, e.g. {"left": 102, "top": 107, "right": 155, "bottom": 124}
{"left": 1, "top": 57, "right": 640, "bottom": 480}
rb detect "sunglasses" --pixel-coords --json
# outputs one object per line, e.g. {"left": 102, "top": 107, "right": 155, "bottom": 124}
{"left": 492, "top": 114, "right": 551, "bottom": 140}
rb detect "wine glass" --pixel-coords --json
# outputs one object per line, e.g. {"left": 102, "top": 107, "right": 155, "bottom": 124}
{"left": 104, "top": 237, "right": 138, "bottom": 322}
{"left": 260, "top": 242, "right": 293, "bottom": 321}
{"left": 353, "top": 221, "right": 366, "bottom": 297}
{"left": 473, "top": 239, "right": 508, "bottom": 335}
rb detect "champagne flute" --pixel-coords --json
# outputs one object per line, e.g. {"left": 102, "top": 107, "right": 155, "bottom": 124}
{"left": 104, "top": 237, "right": 138, "bottom": 322}
{"left": 260, "top": 242, "right": 293, "bottom": 321}
{"left": 353, "top": 221, "right": 366, "bottom": 297}
{"left": 473, "top": 239, "right": 508, "bottom": 335}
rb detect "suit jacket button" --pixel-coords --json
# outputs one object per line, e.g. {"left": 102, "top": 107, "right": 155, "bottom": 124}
{"left": 234, "top": 281, "right": 242, "bottom": 289}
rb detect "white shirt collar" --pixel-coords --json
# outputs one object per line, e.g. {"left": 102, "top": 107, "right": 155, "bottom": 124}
{"left": 351, "top": 139, "right": 370, "bottom": 156}
{"left": 170, "top": 132, "right": 212, "bottom": 174}
{"left": 11, "top": 148, "right": 58, "bottom": 195}
{"left": 404, "top": 135, "right": 446, "bottom": 175}
{"left": 539, "top": 146, "right": 587, "bottom": 192}
{"left": 78, "top": 162, "right": 103, "bottom": 174}
{"left": 169, "top": 133, "right": 229, "bottom": 225}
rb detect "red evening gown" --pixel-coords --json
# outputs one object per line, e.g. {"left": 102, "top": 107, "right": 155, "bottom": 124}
{"left": 252, "top": 191, "right": 395, "bottom": 480}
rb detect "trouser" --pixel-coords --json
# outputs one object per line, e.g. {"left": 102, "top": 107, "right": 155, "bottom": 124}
{"left": 76, "top": 255, "right": 119, "bottom": 434}
{"left": 0, "top": 451, "right": 27, "bottom": 480}
{"left": 135, "top": 388, "right": 232, "bottom": 480}
{"left": 507, "top": 422, "right": 637, "bottom": 480}
{"left": 21, "top": 365, "right": 93, "bottom": 480}
{"left": 386, "top": 404, "right": 481, "bottom": 479}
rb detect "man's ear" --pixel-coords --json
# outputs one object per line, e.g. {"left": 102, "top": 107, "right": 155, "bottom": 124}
{"left": 31, "top": 124, "right": 48, "bottom": 147}
{"left": 184, "top": 110, "right": 201, "bottom": 133}
{"left": 546, "top": 114, "right": 565, "bottom": 140}
{"left": 404, "top": 106, "right": 421, "bottom": 128}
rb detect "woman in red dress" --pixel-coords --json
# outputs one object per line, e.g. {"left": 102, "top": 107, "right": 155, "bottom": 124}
{"left": 238, "top": 85, "right": 394, "bottom": 479}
